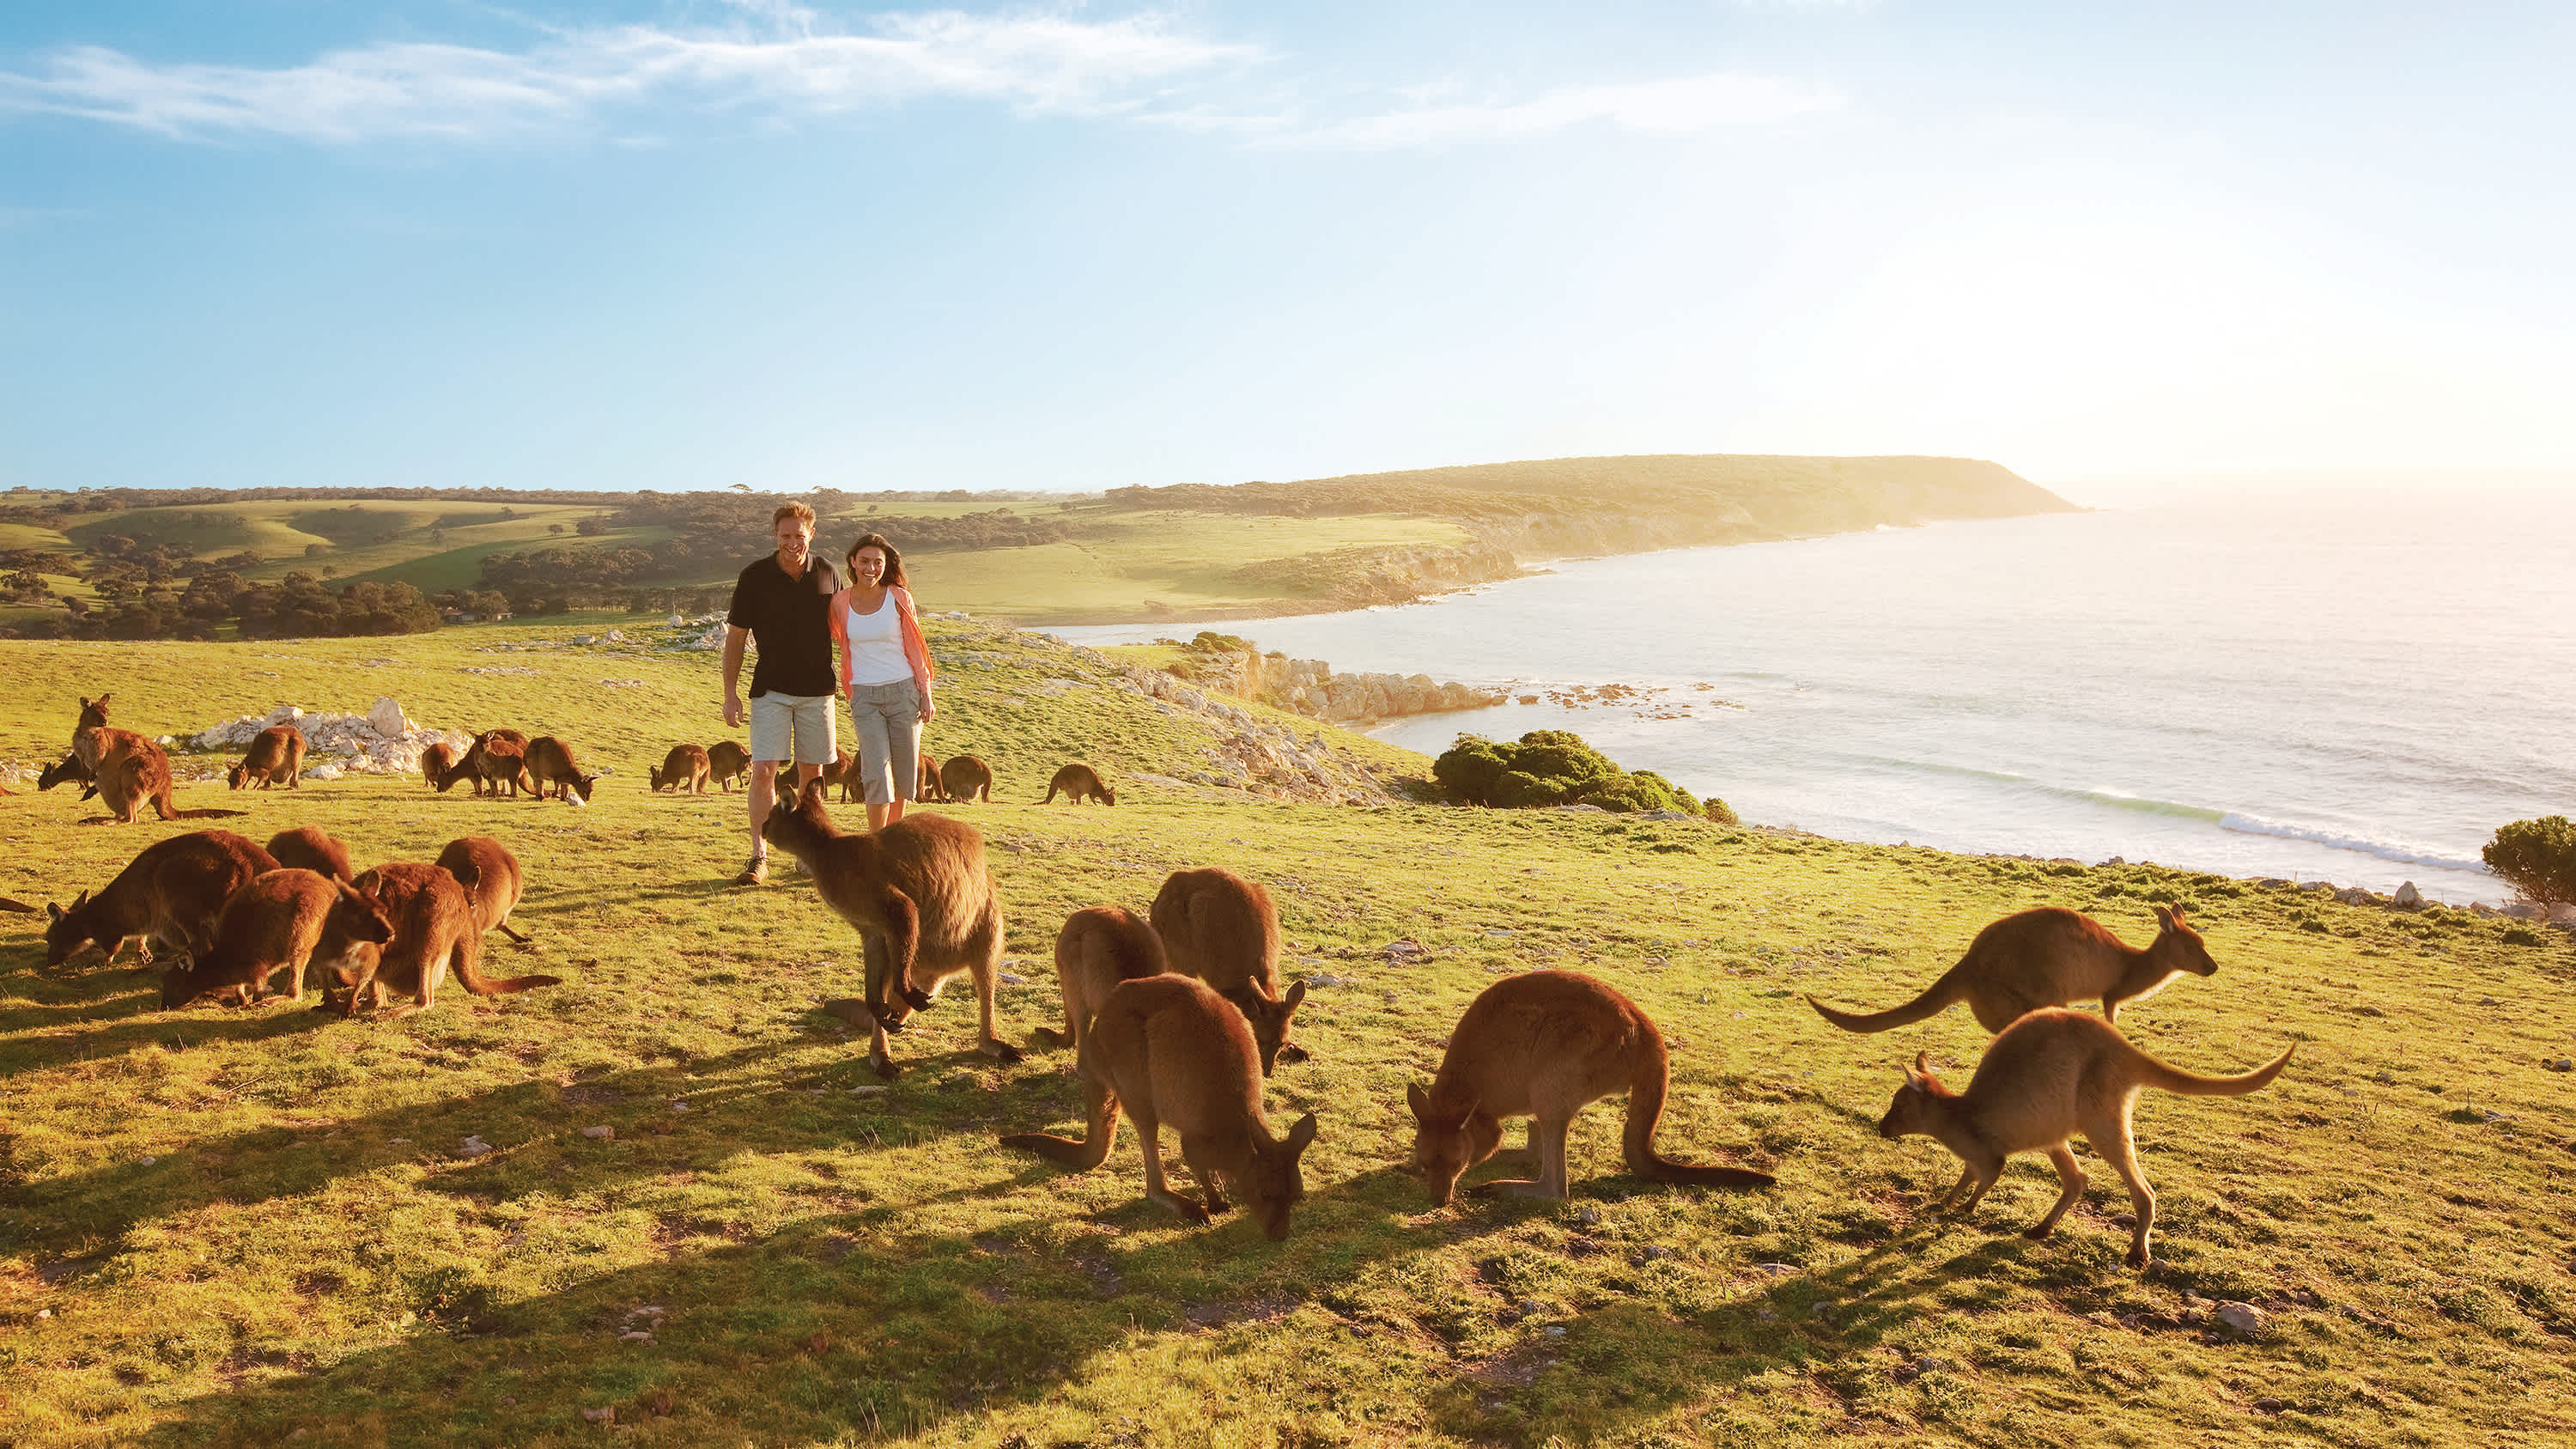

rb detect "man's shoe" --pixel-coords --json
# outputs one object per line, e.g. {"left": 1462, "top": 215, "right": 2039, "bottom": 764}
{"left": 734, "top": 855, "right": 768, "bottom": 886}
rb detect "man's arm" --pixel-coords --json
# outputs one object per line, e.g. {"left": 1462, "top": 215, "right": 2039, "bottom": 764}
{"left": 721, "top": 625, "right": 750, "bottom": 727}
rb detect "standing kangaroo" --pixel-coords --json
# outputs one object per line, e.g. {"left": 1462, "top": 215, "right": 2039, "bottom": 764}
{"left": 467, "top": 730, "right": 537, "bottom": 798}
{"left": 706, "top": 740, "right": 752, "bottom": 794}
{"left": 44, "top": 831, "right": 280, "bottom": 969}
{"left": 938, "top": 753, "right": 994, "bottom": 803}
{"left": 1150, "top": 867, "right": 1306, "bottom": 1074}
{"left": 1807, "top": 905, "right": 2218, "bottom": 1034}
{"left": 331, "top": 861, "right": 561, "bottom": 1019}
{"left": 1039, "top": 764, "right": 1117, "bottom": 806}
{"left": 434, "top": 836, "right": 533, "bottom": 945}
{"left": 227, "top": 725, "right": 306, "bottom": 790}
{"left": 762, "top": 780, "right": 1018, "bottom": 1079}
{"left": 1877, "top": 1008, "right": 2293, "bottom": 1267}
{"left": 652, "top": 743, "right": 712, "bottom": 795}
{"left": 915, "top": 753, "right": 946, "bottom": 803}
{"left": 1408, "top": 970, "right": 1776, "bottom": 1207}
{"left": 72, "top": 696, "right": 246, "bottom": 825}
{"left": 524, "top": 735, "right": 597, "bottom": 803}
{"left": 1001, "top": 974, "right": 1320, "bottom": 1238}
{"left": 1031, "top": 906, "right": 1170, "bottom": 1053}
{"left": 161, "top": 868, "right": 394, "bottom": 1008}
{"left": 266, "top": 825, "right": 355, "bottom": 881}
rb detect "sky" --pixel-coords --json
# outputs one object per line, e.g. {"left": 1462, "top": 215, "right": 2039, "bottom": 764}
{"left": 3, "top": 2, "right": 2571, "bottom": 497}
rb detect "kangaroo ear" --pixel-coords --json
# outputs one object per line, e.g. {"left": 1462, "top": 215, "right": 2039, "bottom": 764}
{"left": 73, "top": 889, "right": 90, "bottom": 910}
{"left": 1285, "top": 1111, "right": 1318, "bottom": 1155}
{"left": 1406, "top": 1081, "right": 1431, "bottom": 1121}
{"left": 46, "top": 900, "right": 64, "bottom": 921}
{"left": 2152, "top": 904, "right": 2175, "bottom": 928}
{"left": 1282, "top": 979, "right": 1308, "bottom": 1013}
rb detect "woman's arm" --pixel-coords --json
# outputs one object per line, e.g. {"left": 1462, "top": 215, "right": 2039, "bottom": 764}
{"left": 893, "top": 588, "right": 937, "bottom": 721}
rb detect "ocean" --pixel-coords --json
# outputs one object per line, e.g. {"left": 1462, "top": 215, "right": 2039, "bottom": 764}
{"left": 1046, "top": 491, "right": 2576, "bottom": 905}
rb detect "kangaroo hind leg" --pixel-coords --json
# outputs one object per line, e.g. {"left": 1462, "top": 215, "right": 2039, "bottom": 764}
{"left": 2025, "top": 1142, "right": 2087, "bottom": 1240}
{"left": 2086, "top": 1107, "right": 2156, "bottom": 1268}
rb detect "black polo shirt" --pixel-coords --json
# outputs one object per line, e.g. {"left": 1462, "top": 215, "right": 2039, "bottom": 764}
{"left": 726, "top": 553, "right": 841, "bottom": 698}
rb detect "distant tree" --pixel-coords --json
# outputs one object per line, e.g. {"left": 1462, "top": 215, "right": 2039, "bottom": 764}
{"left": 575, "top": 514, "right": 608, "bottom": 536}
{"left": 305, "top": 542, "right": 328, "bottom": 557}
{"left": 93, "top": 575, "right": 136, "bottom": 604}
{"left": 548, "top": 523, "right": 566, "bottom": 536}
{"left": 319, "top": 563, "right": 338, "bottom": 578}
{"left": 2, "top": 569, "right": 47, "bottom": 604}
{"left": 2485, "top": 817, "right": 2576, "bottom": 925}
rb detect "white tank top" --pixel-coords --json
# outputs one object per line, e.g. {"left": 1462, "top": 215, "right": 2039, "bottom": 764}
{"left": 841, "top": 592, "right": 913, "bottom": 685}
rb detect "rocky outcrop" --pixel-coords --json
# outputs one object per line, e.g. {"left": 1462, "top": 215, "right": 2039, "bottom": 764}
{"left": 1227, "top": 542, "right": 1524, "bottom": 611}
{"left": 1097, "top": 661, "right": 1397, "bottom": 805}
{"left": 1169, "top": 644, "right": 1504, "bottom": 725}
{"left": 189, "top": 698, "right": 474, "bottom": 778}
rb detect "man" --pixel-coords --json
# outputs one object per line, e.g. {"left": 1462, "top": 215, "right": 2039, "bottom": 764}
{"left": 722, "top": 502, "right": 840, "bottom": 885}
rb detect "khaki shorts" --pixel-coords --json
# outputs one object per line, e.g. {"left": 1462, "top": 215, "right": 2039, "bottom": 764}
{"left": 749, "top": 691, "right": 838, "bottom": 766}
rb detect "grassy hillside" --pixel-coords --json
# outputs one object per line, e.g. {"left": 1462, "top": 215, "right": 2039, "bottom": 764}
{"left": 4, "top": 627, "right": 2572, "bottom": 1447}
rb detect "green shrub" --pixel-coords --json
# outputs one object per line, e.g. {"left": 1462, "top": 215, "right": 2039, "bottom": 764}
{"left": 1431, "top": 735, "right": 1512, "bottom": 805}
{"left": 1703, "top": 795, "right": 1739, "bottom": 825}
{"left": 2484, "top": 816, "right": 2576, "bottom": 922}
{"left": 1431, "top": 731, "right": 1710, "bottom": 815}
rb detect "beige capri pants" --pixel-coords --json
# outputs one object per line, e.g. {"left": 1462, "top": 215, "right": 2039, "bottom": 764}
{"left": 749, "top": 691, "right": 838, "bottom": 766}
{"left": 844, "top": 679, "right": 922, "bottom": 807}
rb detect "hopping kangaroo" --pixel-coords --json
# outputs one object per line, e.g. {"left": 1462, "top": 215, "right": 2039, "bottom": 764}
{"left": 1031, "top": 906, "right": 1170, "bottom": 1052}
{"left": 434, "top": 836, "right": 533, "bottom": 945}
{"left": 331, "top": 861, "right": 561, "bottom": 1019}
{"left": 420, "top": 741, "right": 460, "bottom": 790}
{"left": 1040, "top": 764, "right": 1116, "bottom": 806}
{"left": 651, "top": 743, "right": 711, "bottom": 795}
{"left": 914, "top": 753, "right": 946, "bottom": 803}
{"left": 938, "top": 753, "right": 993, "bottom": 803}
{"left": 1878, "top": 1007, "right": 2293, "bottom": 1267}
{"left": 524, "top": 735, "right": 598, "bottom": 803}
{"left": 72, "top": 696, "right": 246, "bottom": 825}
{"left": 227, "top": 725, "right": 306, "bottom": 790}
{"left": 45, "top": 831, "right": 280, "bottom": 969}
{"left": 1150, "top": 867, "right": 1305, "bottom": 1074}
{"left": 1001, "top": 974, "right": 1319, "bottom": 1238}
{"left": 161, "top": 868, "right": 394, "bottom": 1008}
{"left": 1408, "top": 970, "right": 1776, "bottom": 1207}
{"left": 706, "top": 740, "right": 752, "bottom": 794}
{"left": 763, "top": 781, "right": 1018, "bottom": 1079}
{"left": 1808, "top": 905, "right": 2218, "bottom": 1034}
{"left": 266, "top": 825, "right": 354, "bottom": 881}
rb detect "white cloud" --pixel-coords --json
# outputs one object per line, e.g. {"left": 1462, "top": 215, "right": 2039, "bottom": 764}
{"left": 1291, "top": 73, "right": 1842, "bottom": 150}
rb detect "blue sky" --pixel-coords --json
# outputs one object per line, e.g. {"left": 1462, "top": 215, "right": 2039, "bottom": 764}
{"left": 3, "top": 2, "right": 2570, "bottom": 494}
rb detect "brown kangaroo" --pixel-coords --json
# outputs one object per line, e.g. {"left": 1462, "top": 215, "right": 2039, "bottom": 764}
{"left": 44, "top": 831, "right": 280, "bottom": 969}
{"left": 707, "top": 740, "right": 752, "bottom": 793}
{"left": 763, "top": 780, "right": 1017, "bottom": 1079}
{"left": 421, "top": 741, "right": 460, "bottom": 789}
{"left": 1040, "top": 764, "right": 1117, "bottom": 806}
{"left": 652, "top": 743, "right": 712, "bottom": 795}
{"left": 524, "top": 735, "right": 597, "bottom": 803}
{"left": 161, "top": 868, "right": 394, "bottom": 1008}
{"left": 1031, "top": 906, "right": 1170, "bottom": 1052}
{"left": 914, "top": 753, "right": 946, "bottom": 803}
{"left": 461, "top": 729, "right": 536, "bottom": 798}
{"left": 434, "top": 836, "right": 533, "bottom": 945}
{"left": 227, "top": 725, "right": 306, "bottom": 790}
{"left": 1877, "top": 1008, "right": 2293, "bottom": 1267}
{"left": 938, "top": 753, "right": 993, "bottom": 803}
{"left": 330, "top": 861, "right": 561, "bottom": 1019}
{"left": 1407, "top": 970, "right": 1776, "bottom": 1207}
{"left": 38, "top": 752, "right": 95, "bottom": 796}
{"left": 817, "top": 750, "right": 862, "bottom": 805}
{"left": 1808, "top": 905, "right": 2218, "bottom": 1034}
{"left": 266, "top": 825, "right": 354, "bottom": 881}
{"left": 1001, "top": 974, "right": 1319, "bottom": 1238}
{"left": 73, "top": 697, "right": 246, "bottom": 825}
{"left": 1150, "top": 867, "right": 1305, "bottom": 1075}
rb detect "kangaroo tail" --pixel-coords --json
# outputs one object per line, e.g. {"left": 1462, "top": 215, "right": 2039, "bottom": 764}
{"left": 1622, "top": 1032, "right": 1777, "bottom": 1190}
{"left": 0, "top": 896, "right": 36, "bottom": 914}
{"left": 495, "top": 921, "right": 533, "bottom": 945}
{"left": 453, "top": 935, "right": 560, "bottom": 995}
{"left": 2136, "top": 1042, "right": 2295, "bottom": 1097}
{"left": 158, "top": 805, "right": 249, "bottom": 820}
{"left": 1805, "top": 970, "right": 1960, "bottom": 1033}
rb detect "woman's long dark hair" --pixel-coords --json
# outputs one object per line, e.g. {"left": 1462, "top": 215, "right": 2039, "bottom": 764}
{"left": 845, "top": 532, "right": 909, "bottom": 592}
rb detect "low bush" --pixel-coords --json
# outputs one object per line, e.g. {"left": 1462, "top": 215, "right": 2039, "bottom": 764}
{"left": 1432, "top": 730, "right": 1699, "bottom": 813}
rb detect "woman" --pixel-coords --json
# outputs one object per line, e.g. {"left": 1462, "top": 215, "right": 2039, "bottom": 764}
{"left": 829, "top": 533, "right": 937, "bottom": 831}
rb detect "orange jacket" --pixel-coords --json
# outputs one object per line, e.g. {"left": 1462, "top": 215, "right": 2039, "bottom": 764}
{"left": 827, "top": 585, "right": 936, "bottom": 703}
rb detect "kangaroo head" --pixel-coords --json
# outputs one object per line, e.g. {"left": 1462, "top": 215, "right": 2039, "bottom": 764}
{"left": 42, "top": 891, "right": 95, "bottom": 967}
{"left": 336, "top": 882, "right": 398, "bottom": 947}
{"left": 1877, "top": 1050, "right": 1953, "bottom": 1140}
{"left": 78, "top": 694, "right": 111, "bottom": 728}
{"left": 1406, "top": 1081, "right": 1503, "bottom": 1208}
{"left": 2151, "top": 904, "right": 2217, "bottom": 976}
{"left": 1099, "top": 786, "right": 1117, "bottom": 806}
{"left": 38, "top": 757, "right": 81, "bottom": 790}
{"left": 1230, "top": 980, "right": 1306, "bottom": 1076}
{"left": 161, "top": 961, "right": 216, "bottom": 1008}
{"left": 227, "top": 764, "right": 250, "bottom": 790}
{"left": 570, "top": 773, "right": 597, "bottom": 803}
{"left": 1239, "top": 1112, "right": 1318, "bottom": 1239}
{"left": 648, "top": 764, "right": 665, "bottom": 791}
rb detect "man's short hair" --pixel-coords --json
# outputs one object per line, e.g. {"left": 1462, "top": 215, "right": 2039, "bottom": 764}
{"left": 772, "top": 502, "right": 817, "bottom": 530}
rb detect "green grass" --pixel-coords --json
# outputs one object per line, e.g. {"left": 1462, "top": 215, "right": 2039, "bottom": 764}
{"left": 3, "top": 626, "right": 2574, "bottom": 1446}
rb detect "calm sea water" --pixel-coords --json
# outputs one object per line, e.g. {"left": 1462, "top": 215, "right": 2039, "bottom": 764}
{"left": 1048, "top": 494, "right": 2576, "bottom": 905}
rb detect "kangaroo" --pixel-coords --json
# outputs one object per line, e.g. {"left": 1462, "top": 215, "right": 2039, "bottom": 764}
{"left": 1808, "top": 905, "right": 2219, "bottom": 1035}
{"left": 1407, "top": 970, "right": 1776, "bottom": 1207}
{"left": 652, "top": 744, "right": 711, "bottom": 795}
{"left": 1150, "top": 867, "right": 1306, "bottom": 1075}
{"left": 44, "top": 831, "right": 280, "bottom": 969}
{"left": 72, "top": 696, "right": 245, "bottom": 825}
{"left": 1032, "top": 906, "right": 1170, "bottom": 1052}
{"left": 915, "top": 753, "right": 946, "bottom": 803}
{"left": 1877, "top": 1008, "right": 2293, "bottom": 1267}
{"left": 329, "top": 861, "right": 561, "bottom": 1019}
{"left": 706, "top": 740, "right": 752, "bottom": 794}
{"left": 471, "top": 729, "right": 538, "bottom": 798}
{"left": 38, "top": 752, "right": 95, "bottom": 796}
{"left": 1001, "top": 974, "right": 1319, "bottom": 1238}
{"left": 227, "top": 725, "right": 306, "bottom": 790}
{"left": 266, "top": 825, "right": 354, "bottom": 881}
{"left": 421, "top": 741, "right": 460, "bottom": 790}
{"left": 817, "top": 750, "right": 862, "bottom": 805}
{"left": 763, "top": 780, "right": 1018, "bottom": 1079}
{"left": 524, "top": 735, "right": 597, "bottom": 803}
{"left": 161, "top": 868, "right": 394, "bottom": 1007}
{"left": 1040, "top": 764, "right": 1117, "bottom": 806}
{"left": 938, "top": 753, "right": 993, "bottom": 803}
{"left": 434, "top": 836, "right": 533, "bottom": 945}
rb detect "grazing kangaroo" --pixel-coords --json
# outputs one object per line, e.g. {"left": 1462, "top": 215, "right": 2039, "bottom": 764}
{"left": 1040, "top": 764, "right": 1117, "bottom": 806}
{"left": 1877, "top": 1008, "right": 2293, "bottom": 1267}
{"left": 938, "top": 753, "right": 993, "bottom": 803}
{"left": 651, "top": 744, "right": 712, "bottom": 795}
{"left": 434, "top": 836, "right": 532, "bottom": 945}
{"left": 72, "top": 697, "right": 245, "bottom": 825}
{"left": 524, "top": 735, "right": 597, "bottom": 803}
{"left": 1001, "top": 974, "right": 1320, "bottom": 1238}
{"left": 1407, "top": 970, "right": 1776, "bottom": 1207}
{"left": 1150, "top": 867, "right": 1306, "bottom": 1075}
{"left": 227, "top": 725, "right": 306, "bottom": 790}
{"left": 914, "top": 753, "right": 946, "bottom": 803}
{"left": 1808, "top": 905, "right": 2219, "bottom": 1035}
{"left": 38, "top": 752, "right": 94, "bottom": 795}
{"left": 706, "top": 740, "right": 752, "bottom": 793}
{"left": 470, "top": 730, "right": 538, "bottom": 798}
{"left": 1031, "top": 906, "right": 1170, "bottom": 1052}
{"left": 420, "top": 741, "right": 459, "bottom": 790}
{"left": 817, "top": 750, "right": 862, "bottom": 805}
{"left": 266, "top": 825, "right": 354, "bottom": 881}
{"left": 330, "top": 861, "right": 560, "bottom": 1019}
{"left": 161, "top": 868, "right": 394, "bottom": 1008}
{"left": 44, "top": 831, "right": 280, "bottom": 969}
{"left": 763, "top": 781, "right": 1017, "bottom": 1079}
